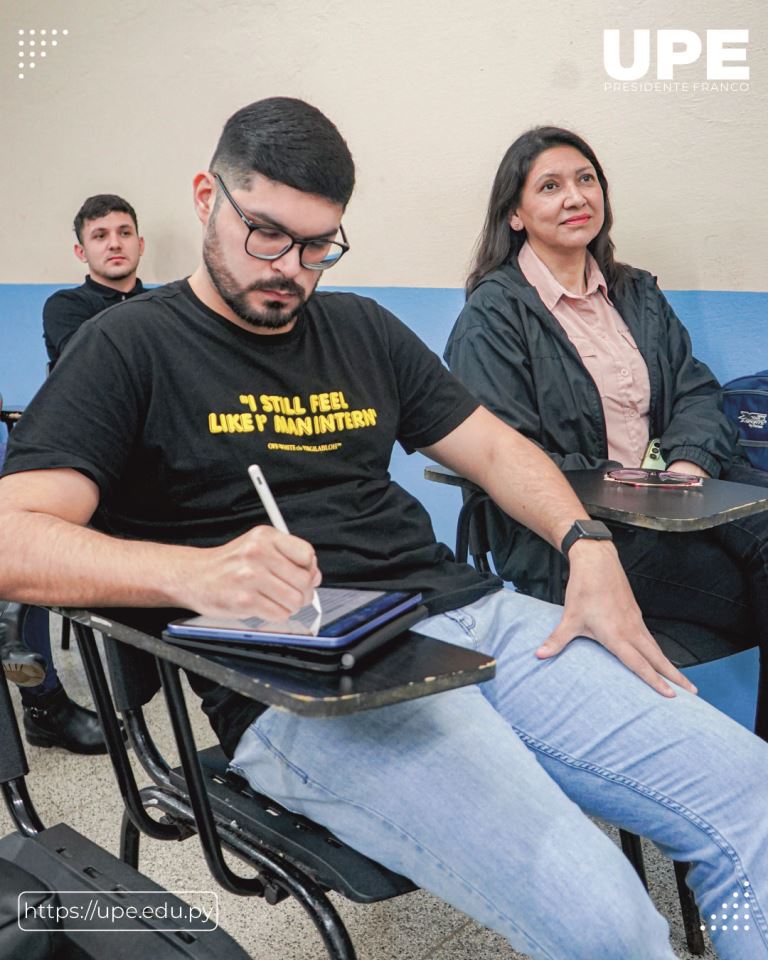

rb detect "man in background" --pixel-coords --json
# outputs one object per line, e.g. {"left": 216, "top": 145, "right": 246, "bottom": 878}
{"left": 43, "top": 194, "right": 145, "bottom": 367}
{"left": 2, "top": 192, "right": 146, "bottom": 752}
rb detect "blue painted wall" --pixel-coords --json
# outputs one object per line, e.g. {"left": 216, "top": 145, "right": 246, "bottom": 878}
{"left": 3, "top": 283, "right": 766, "bottom": 406}
{"left": 1, "top": 284, "right": 62, "bottom": 406}
{"left": 1, "top": 282, "right": 765, "bottom": 729}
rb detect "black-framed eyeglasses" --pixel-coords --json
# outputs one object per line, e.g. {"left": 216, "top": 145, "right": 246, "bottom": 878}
{"left": 213, "top": 173, "right": 350, "bottom": 271}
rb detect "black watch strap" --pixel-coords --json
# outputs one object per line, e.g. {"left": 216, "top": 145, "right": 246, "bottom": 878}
{"left": 560, "top": 519, "right": 613, "bottom": 557}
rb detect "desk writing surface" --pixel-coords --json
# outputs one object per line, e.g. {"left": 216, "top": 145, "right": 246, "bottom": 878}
{"left": 565, "top": 469, "right": 768, "bottom": 531}
{"left": 424, "top": 463, "right": 768, "bottom": 532}
{"left": 62, "top": 608, "right": 496, "bottom": 718}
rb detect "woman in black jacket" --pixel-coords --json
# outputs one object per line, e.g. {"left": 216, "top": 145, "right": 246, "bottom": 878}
{"left": 445, "top": 126, "right": 768, "bottom": 720}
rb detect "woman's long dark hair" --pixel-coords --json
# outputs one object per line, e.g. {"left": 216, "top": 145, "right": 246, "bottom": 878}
{"left": 466, "top": 126, "right": 627, "bottom": 297}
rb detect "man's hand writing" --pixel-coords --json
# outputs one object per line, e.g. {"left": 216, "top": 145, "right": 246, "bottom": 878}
{"left": 536, "top": 540, "right": 697, "bottom": 698}
{"left": 178, "top": 526, "right": 321, "bottom": 620}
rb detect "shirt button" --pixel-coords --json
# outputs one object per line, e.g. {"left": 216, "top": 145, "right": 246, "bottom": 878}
{"left": 620, "top": 368, "right": 629, "bottom": 376}
{"left": 629, "top": 410, "right": 637, "bottom": 417}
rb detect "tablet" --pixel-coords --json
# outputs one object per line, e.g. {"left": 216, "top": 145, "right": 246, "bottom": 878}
{"left": 163, "top": 606, "right": 428, "bottom": 672}
{"left": 166, "top": 588, "right": 422, "bottom": 649}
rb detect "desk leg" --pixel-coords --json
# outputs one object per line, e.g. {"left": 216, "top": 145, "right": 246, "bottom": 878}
{"left": 156, "top": 659, "right": 265, "bottom": 897}
{"left": 673, "top": 861, "right": 705, "bottom": 955}
{"left": 157, "top": 660, "right": 359, "bottom": 960}
{"left": 619, "top": 831, "right": 647, "bottom": 888}
{"left": 0, "top": 665, "right": 45, "bottom": 835}
{"left": 72, "top": 621, "right": 181, "bottom": 844}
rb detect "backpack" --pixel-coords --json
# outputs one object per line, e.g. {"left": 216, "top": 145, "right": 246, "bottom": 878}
{"left": 722, "top": 369, "right": 768, "bottom": 470}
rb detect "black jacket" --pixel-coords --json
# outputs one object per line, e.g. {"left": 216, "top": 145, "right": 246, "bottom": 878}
{"left": 444, "top": 256, "right": 741, "bottom": 599}
{"left": 43, "top": 275, "right": 145, "bottom": 367}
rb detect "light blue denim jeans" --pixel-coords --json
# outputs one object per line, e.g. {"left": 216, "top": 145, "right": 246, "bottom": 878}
{"left": 231, "top": 589, "right": 768, "bottom": 960}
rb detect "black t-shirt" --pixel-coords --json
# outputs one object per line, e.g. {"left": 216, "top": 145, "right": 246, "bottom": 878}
{"left": 6, "top": 280, "right": 501, "bottom": 754}
{"left": 42, "top": 275, "right": 146, "bottom": 366}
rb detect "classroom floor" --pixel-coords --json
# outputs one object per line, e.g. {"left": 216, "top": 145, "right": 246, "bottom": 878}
{"left": 0, "top": 616, "right": 715, "bottom": 960}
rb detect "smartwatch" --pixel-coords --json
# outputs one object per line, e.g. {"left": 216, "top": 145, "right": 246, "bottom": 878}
{"left": 560, "top": 519, "right": 613, "bottom": 557}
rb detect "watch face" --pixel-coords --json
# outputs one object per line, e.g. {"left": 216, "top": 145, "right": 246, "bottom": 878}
{"left": 576, "top": 520, "right": 612, "bottom": 538}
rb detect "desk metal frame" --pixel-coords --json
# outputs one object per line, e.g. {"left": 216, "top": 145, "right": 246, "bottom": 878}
{"left": 61, "top": 608, "right": 495, "bottom": 960}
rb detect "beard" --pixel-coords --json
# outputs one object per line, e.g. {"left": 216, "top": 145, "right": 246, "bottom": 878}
{"left": 202, "top": 219, "right": 309, "bottom": 330}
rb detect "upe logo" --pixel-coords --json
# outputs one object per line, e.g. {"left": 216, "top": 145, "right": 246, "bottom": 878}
{"left": 604, "top": 29, "right": 749, "bottom": 81}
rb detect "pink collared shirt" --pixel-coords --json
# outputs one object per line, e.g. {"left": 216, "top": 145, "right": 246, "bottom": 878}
{"left": 518, "top": 241, "right": 651, "bottom": 467}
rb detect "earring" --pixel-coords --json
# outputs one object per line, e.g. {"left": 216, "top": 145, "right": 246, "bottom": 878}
{"left": 510, "top": 216, "right": 523, "bottom": 231}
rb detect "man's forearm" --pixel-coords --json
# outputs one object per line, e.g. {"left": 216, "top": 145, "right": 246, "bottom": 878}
{"left": 0, "top": 509, "right": 196, "bottom": 608}
{"left": 0, "top": 469, "right": 319, "bottom": 621}
{"left": 429, "top": 408, "right": 590, "bottom": 551}
{"left": 477, "top": 427, "right": 589, "bottom": 549}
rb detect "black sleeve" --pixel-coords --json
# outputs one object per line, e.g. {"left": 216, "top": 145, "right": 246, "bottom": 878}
{"left": 3, "top": 321, "right": 145, "bottom": 496}
{"left": 655, "top": 288, "right": 738, "bottom": 477}
{"left": 380, "top": 309, "right": 479, "bottom": 452}
{"left": 43, "top": 291, "right": 97, "bottom": 366}
{"left": 445, "top": 289, "right": 617, "bottom": 472}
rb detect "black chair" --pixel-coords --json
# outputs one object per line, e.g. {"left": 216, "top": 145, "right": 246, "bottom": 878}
{"left": 447, "top": 482, "right": 723, "bottom": 956}
{"left": 64, "top": 614, "right": 418, "bottom": 960}
{"left": 0, "top": 613, "right": 251, "bottom": 960}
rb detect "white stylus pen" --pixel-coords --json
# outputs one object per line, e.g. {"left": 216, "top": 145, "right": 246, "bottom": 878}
{"left": 247, "top": 464, "right": 323, "bottom": 625}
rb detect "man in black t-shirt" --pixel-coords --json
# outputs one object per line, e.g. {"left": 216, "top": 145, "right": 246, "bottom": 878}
{"left": 9, "top": 193, "right": 146, "bottom": 754}
{"left": 43, "top": 194, "right": 146, "bottom": 367}
{"left": 2, "top": 100, "right": 767, "bottom": 957}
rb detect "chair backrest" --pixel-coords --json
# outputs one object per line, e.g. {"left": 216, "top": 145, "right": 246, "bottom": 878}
{"left": 466, "top": 491, "right": 492, "bottom": 568}
{"left": 93, "top": 608, "right": 171, "bottom": 712}
{"left": 104, "top": 638, "right": 161, "bottom": 713}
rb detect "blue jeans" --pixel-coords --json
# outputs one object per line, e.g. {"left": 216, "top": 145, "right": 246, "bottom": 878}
{"left": 231, "top": 589, "right": 768, "bottom": 960}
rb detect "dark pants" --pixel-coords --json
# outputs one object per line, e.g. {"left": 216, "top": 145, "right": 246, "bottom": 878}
{"left": 610, "top": 463, "right": 768, "bottom": 650}
{"left": 19, "top": 606, "right": 60, "bottom": 703}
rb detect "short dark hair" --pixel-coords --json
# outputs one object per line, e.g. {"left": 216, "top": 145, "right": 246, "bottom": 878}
{"left": 466, "top": 126, "right": 627, "bottom": 297}
{"left": 209, "top": 97, "right": 355, "bottom": 207}
{"left": 73, "top": 195, "right": 139, "bottom": 243}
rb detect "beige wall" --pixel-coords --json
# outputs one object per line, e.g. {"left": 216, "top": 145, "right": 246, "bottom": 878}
{"left": 2, "top": 0, "right": 766, "bottom": 290}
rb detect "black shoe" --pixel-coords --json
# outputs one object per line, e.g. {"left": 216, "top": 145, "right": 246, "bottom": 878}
{"left": 23, "top": 685, "right": 109, "bottom": 755}
{"left": 0, "top": 610, "right": 47, "bottom": 687}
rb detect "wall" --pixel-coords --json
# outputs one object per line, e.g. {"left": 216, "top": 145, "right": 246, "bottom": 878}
{"left": 2, "top": 0, "right": 765, "bottom": 391}
{"left": 0, "top": 0, "right": 765, "bottom": 290}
